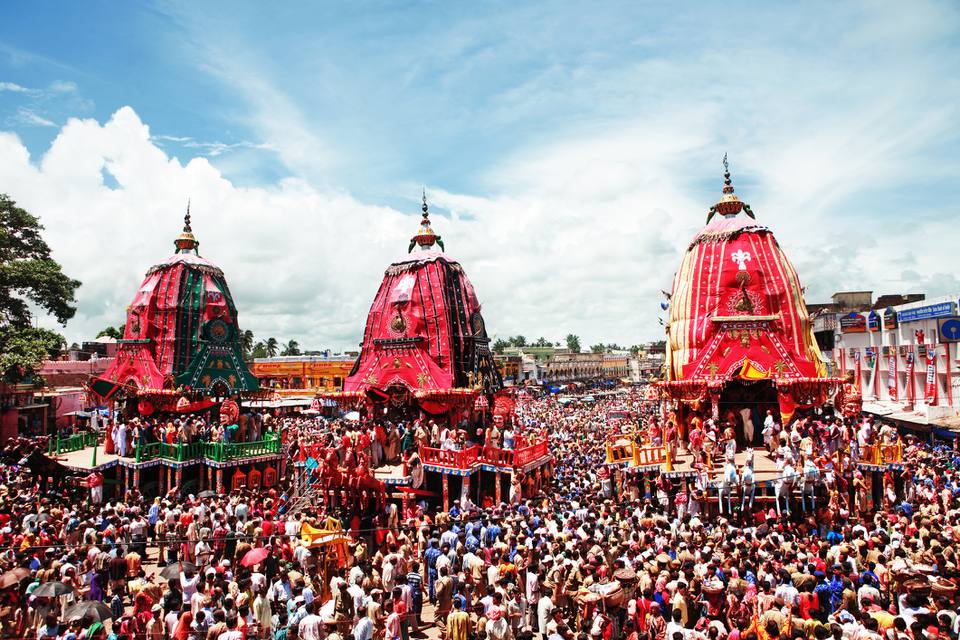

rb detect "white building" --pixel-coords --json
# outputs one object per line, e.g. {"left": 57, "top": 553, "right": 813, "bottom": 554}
{"left": 833, "top": 294, "right": 960, "bottom": 431}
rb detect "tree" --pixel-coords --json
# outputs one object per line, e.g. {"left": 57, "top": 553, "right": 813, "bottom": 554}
{"left": 265, "top": 337, "right": 279, "bottom": 357}
{"left": 565, "top": 334, "right": 581, "bottom": 353}
{"left": 512, "top": 335, "right": 527, "bottom": 348}
{"left": 590, "top": 343, "right": 605, "bottom": 353}
{"left": 0, "top": 195, "right": 80, "bottom": 382}
{"left": 533, "top": 337, "right": 550, "bottom": 347}
{"left": 492, "top": 338, "right": 509, "bottom": 354}
{"left": 241, "top": 329, "right": 255, "bottom": 359}
{"left": 96, "top": 325, "right": 125, "bottom": 340}
{"left": 281, "top": 339, "right": 301, "bottom": 356}
{"left": 251, "top": 341, "right": 268, "bottom": 359}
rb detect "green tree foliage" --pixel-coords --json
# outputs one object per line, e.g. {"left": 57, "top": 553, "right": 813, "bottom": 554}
{"left": 0, "top": 326, "right": 66, "bottom": 382}
{"left": 565, "top": 334, "right": 581, "bottom": 353}
{"left": 532, "top": 337, "right": 550, "bottom": 347}
{"left": 251, "top": 341, "right": 268, "bottom": 359}
{"left": 281, "top": 339, "right": 301, "bottom": 356}
{"left": 590, "top": 343, "right": 605, "bottom": 353}
{"left": 492, "top": 338, "right": 509, "bottom": 354}
{"left": 241, "top": 329, "right": 255, "bottom": 359}
{"left": 0, "top": 195, "right": 80, "bottom": 382}
{"left": 512, "top": 335, "right": 527, "bottom": 347}
{"left": 96, "top": 325, "right": 125, "bottom": 340}
{"left": 265, "top": 337, "right": 279, "bottom": 358}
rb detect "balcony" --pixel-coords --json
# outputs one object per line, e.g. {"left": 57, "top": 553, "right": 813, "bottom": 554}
{"left": 419, "top": 438, "right": 551, "bottom": 471}
{"left": 133, "top": 433, "right": 283, "bottom": 464}
{"left": 421, "top": 444, "right": 480, "bottom": 469}
{"left": 605, "top": 438, "right": 666, "bottom": 467}
{"left": 859, "top": 442, "right": 904, "bottom": 466}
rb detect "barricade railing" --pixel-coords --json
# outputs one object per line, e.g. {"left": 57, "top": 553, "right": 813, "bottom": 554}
{"left": 633, "top": 444, "right": 665, "bottom": 467}
{"left": 420, "top": 444, "right": 480, "bottom": 468}
{"left": 481, "top": 445, "right": 515, "bottom": 467}
{"left": 49, "top": 431, "right": 100, "bottom": 455}
{"left": 134, "top": 433, "right": 282, "bottom": 464}
{"left": 513, "top": 440, "right": 549, "bottom": 467}
{"left": 860, "top": 442, "right": 904, "bottom": 465}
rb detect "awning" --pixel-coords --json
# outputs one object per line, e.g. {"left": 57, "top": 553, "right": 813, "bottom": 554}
{"left": 395, "top": 487, "right": 437, "bottom": 497}
{"left": 89, "top": 377, "right": 122, "bottom": 400}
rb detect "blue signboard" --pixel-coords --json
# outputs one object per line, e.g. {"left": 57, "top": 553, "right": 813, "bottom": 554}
{"left": 940, "top": 317, "right": 960, "bottom": 343}
{"left": 867, "top": 310, "right": 880, "bottom": 332}
{"left": 897, "top": 301, "right": 956, "bottom": 323}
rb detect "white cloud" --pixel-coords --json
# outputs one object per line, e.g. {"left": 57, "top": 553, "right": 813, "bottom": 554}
{"left": 12, "top": 107, "right": 55, "bottom": 127}
{"left": 3, "top": 102, "right": 955, "bottom": 355}
{"left": 152, "top": 133, "right": 273, "bottom": 158}
{"left": 48, "top": 80, "right": 78, "bottom": 94}
{"left": 0, "top": 81, "right": 40, "bottom": 96}
{"left": 0, "top": 108, "right": 414, "bottom": 349}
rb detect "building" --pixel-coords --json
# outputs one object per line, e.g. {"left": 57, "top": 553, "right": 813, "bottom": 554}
{"left": 250, "top": 355, "right": 356, "bottom": 393}
{"left": 0, "top": 381, "right": 49, "bottom": 443}
{"left": 833, "top": 293, "right": 960, "bottom": 431}
{"left": 497, "top": 347, "right": 631, "bottom": 384}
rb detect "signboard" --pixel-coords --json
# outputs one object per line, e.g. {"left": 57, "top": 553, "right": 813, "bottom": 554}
{"left": 918, "top": 344, "right": 928, "bottom": 358}
{"left": 840, "top": 312, "right": 867, "bottom": 333}
{"left": 939, "top": 317, "right": 960, "bottom": 343}
{"left": 883, "top": 307, "right": 898, "bottom": 330}
{"left": 899, "top": 345, "right": 911, "bottom": 356}
{"left": 867, "top": 311, "right": 881, "bottom": 332}
{"left": 897, "top": 301, "right": 956, "bottom": 323}
{"left": 881, "top": 345, "right": 891, "bottom": 356}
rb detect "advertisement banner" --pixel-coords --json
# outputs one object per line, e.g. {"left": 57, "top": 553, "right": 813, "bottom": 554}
{"left": 854, "top": 350, "right": 862, "bottom": 391}
{"left": 905, "top": 353, "right": 915, "bottom": 404}
{"left": 888, "top": 353, "right": 898, "bottom": 401}
{"left": 840, "top": 312, "right": 867, "bottom": 333}
{"left": 926, "top": 347, "right": 938, "bottom": 406}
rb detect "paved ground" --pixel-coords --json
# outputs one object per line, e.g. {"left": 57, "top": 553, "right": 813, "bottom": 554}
{"left": 56, "top": 443, "right": 120, "bottom": 471}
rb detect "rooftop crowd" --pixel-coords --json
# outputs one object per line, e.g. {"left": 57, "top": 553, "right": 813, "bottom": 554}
{"left": 1, "top": 386, "right": 958, "bottom": 640}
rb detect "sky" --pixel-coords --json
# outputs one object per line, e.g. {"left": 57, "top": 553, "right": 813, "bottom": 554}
{"left": 1, "top": 1, "right": 959, "bottom": 352}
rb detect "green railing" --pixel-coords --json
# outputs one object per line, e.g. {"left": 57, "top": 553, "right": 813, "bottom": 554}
{"left": 135, "top": 442, "right": 160, "bottom": 463}
{"left": 49, "top": 432, "right": 100, "bottom": 455}
{"left": 134, "top": 433, "right": 281, "bottom": 464}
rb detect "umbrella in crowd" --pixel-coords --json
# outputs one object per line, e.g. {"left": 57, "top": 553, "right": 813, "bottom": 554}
{"left": 196, "top": 490, "right": 217, "bottom": 498}
{"left": 0, "top": 568, "right": 30, "bottom": 590}
{"left": 31, "top": 581, "right": 75, "bottom": 597}
{"left": 159, "top": 562, "right": 197, "bottom": 580}
{"left": 240, "top": 546, "right": 270, "bottom": 567}
{"left": 63, "top": 600, "right": 113, "bottom": 622}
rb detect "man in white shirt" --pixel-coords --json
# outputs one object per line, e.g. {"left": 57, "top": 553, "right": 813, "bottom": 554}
{"left": 180, "top": 570, "right": 200, "bottom": 604}
{"left": 537, "top": 588, "right": 555, "bottom": 637}
{"left": 298, "top": 601, "right": 325, "bottom": 640}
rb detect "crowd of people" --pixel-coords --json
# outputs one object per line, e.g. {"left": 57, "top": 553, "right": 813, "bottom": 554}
{"left": 1, "top": 386, "right": 959, "bottom": 640}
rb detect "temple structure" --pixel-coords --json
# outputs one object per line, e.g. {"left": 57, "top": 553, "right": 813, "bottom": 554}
{"left": 341, "top": 194, "right": 502, "bottom": 418}
{"left": 90, "top": 206, "right": 259, "bottom": 412}
{"left": 660, "top": 158, "right": 838, "bottom": 426}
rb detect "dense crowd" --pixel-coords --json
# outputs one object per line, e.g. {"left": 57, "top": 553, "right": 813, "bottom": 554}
{"left": 1, "top": 387, "right": 959, "bottom": 640}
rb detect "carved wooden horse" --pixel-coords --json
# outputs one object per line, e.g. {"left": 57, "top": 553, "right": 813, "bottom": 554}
{"left": 718, "top": 457, "right": 739, "bottom": 515}
{"left": 740, "top": 449, "right": 756, "bottom": 512}
{"left": 775, "top": 459, "right": 795, "bottom": 516}
{"left": 800, "top": 457, "right": 820, "bottom": 513}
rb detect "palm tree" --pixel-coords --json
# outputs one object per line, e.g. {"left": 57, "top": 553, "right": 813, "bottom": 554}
{"left": 281, "top": 339, "right": 300, "bottom": 356}
{"left": 241, "top": 329, "right": 255, "bottom": 357}
{"left": 96, "top": 325, "right": 125, "bottom": 340}
{"left": 251, "top": 341, "right": 268, "bottom": 359}
{"left": 265, "top": 337, "right": 279, "bottom": 358}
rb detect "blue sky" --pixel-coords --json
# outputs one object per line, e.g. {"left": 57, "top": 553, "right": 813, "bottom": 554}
{"left": 1, "top": 1, "right": 959, "bottom": 349}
